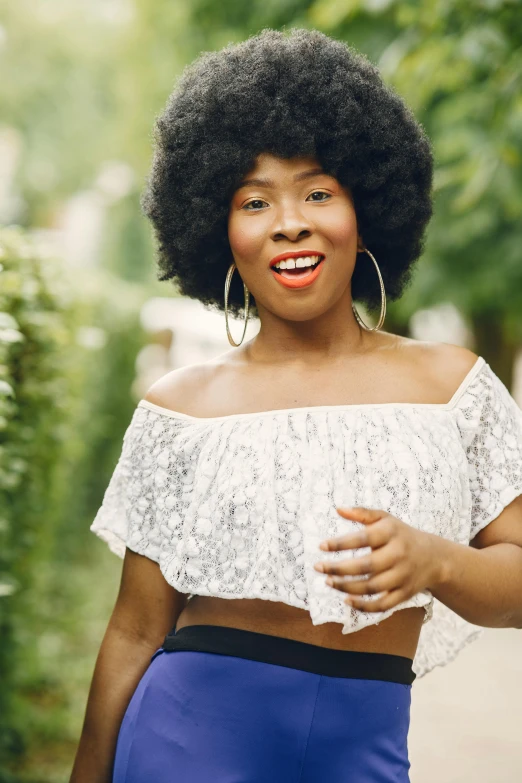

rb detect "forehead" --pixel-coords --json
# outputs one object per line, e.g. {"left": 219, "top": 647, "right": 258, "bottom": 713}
{"left": 245, "top": 152, "right": 322, "bottom": 176}
{"left": 237, "top": 153, "right": 337, "bottom": 190}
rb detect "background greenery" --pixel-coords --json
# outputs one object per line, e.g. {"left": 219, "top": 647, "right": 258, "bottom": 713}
{"left": 0, "top": 0, "right": 520, "bottom": 779}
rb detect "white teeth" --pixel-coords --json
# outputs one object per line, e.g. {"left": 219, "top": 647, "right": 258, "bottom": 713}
{"left": 273, "top": 255, "right": 322, "bottom": 270}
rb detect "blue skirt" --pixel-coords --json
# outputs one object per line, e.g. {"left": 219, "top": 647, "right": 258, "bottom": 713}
{"left": 113, "top": 624, "right": 414, "bottom": 782}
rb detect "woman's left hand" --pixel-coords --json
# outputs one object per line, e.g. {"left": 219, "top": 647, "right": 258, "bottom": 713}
{"left": 313, "top": 507, "right": 442, "bottom": 612}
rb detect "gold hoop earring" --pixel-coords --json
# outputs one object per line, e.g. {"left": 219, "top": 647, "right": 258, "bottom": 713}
{"left": 352, "top": 247, "right": 386, "bottom": 332}
{"left": 224, "top": 262, "right": 250, "bottom": 347}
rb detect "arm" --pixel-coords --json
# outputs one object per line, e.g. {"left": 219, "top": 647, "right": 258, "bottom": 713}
{"left": 427, "top": 494, "right": 522, "bottom": 629}
{"left": 69, "top": 549, "right": 189, "bottom": 783}
{"left": 315, "top": 497, "right": 522, "bottom": 630}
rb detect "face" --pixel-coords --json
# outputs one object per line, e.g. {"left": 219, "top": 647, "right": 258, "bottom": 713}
{"left": 228, "top": 153, "right": 363, "bottom": 322}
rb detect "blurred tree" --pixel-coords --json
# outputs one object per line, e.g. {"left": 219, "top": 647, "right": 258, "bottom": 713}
{"left": 0, "top": 1, "right": 122, "bottom": 207}
{"left": 368, "top": 0, "right": 522, "bottom": 386}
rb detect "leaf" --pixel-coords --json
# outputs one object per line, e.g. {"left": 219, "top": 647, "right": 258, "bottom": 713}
{"left": 0, "top": 380, "right": 15, "bottom": 397}
{"left": 0, "top": 328, "right": 25, "bottom": 344}
{"left": 0, "top": 312, "right": 19, "bottom": 330}
{"left": 0, "top": 573, "right": 19, "bottom": 597}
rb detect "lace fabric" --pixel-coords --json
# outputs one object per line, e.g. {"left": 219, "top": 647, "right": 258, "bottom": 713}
{"left": 90, "top": 357, "right": 522, "bottom": 679}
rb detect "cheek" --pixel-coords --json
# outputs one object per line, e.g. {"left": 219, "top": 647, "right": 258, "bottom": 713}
{"left": 228, "top": 214, "right": 266, "bottom": 259}
{"left": 319, "top": 204, "right": 358, "bottom": 249}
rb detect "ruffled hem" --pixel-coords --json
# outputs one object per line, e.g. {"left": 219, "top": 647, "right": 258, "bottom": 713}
{"left": 468, "top": 483, "right": 522, "bottom": 542}
{"left": 414, "top": 625, "right": 484, "bottom": 679}
{"left": 91, "top": 521, "right": 442, "bottom": 673}
{"left": 91, "top": 523, "right": 488, "bottom": 681}
{"left": 90, "top": 525, "right": 128, "bottom": 559}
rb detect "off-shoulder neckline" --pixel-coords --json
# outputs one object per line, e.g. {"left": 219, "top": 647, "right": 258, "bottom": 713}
{"left": 137, "top": 356, "right": 486, "bottom": 423}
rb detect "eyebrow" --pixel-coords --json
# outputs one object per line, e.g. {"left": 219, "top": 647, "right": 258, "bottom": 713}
{"left": 237, "top": 167, "right": 330, "bottom": 189}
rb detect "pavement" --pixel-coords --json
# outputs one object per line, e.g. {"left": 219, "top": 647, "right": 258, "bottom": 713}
{"left": 408, "top": 627, "right": 521, "bottom": 782}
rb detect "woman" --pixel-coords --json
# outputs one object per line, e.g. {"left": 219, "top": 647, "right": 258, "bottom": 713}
{"left": 70, "top": 28, "right": 522, "bottom": 783}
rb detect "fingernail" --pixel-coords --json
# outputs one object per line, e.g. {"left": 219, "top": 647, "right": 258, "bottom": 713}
{"left": 314, "top": 563, "right": 324, "bottom": 572}
{"left": 325, "top": 577, "right": 334, "bottom": 586}
{"left": 319, "top": 542, "right": 328, "bottom": 550}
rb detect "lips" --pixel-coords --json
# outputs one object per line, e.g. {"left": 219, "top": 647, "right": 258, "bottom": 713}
{"left": 269, "top": 250, "right": 326, "bottom": 290}
{"left": 269, "top": 250, "right": 325, "bottom": 268}
{"left": 270, "top": 257, "right": 326, "bottom": 289}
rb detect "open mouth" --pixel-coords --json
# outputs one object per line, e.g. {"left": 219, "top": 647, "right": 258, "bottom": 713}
{"left": 271, "top": 254, "right": 324, "bottom": 282}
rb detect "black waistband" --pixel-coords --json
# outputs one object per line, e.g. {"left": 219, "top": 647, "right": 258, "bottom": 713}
{"left": 162, "top": 624, "right": 416, "bottom": 685}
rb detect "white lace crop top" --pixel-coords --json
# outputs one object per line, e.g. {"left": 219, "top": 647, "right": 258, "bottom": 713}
{"left": 91, "top": 356, "right": 522, "bottom": 679}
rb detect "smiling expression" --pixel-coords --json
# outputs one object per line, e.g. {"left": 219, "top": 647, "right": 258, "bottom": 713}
{"left": 228, "top": 153, "right": 363, "bottom": 322}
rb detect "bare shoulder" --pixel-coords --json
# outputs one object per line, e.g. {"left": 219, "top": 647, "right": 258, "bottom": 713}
{"left": 391, "top": 336, "right": 480, "bottom": 402}
{"left": 143, "top": 357, "right": 230, "bottom": 415}
{"left": 409, "top": 339, "right": 479, "bottom": 377}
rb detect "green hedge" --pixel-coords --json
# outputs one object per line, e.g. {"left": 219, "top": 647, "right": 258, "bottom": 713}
{"left": 0, "top": 226, "right": 151, "bottom": 781}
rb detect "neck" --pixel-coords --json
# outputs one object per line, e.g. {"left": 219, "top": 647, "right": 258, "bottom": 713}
{"left": 246, "top": 290, "right": 372, "bottom": 366}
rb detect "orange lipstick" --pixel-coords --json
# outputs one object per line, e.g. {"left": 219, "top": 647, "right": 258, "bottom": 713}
{"left": 269, "top": 250, "right": 325, "bottom": 290}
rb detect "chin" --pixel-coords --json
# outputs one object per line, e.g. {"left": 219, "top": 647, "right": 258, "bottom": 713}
{"left": 271, "top": 299, "right": 337, "bottom": 323}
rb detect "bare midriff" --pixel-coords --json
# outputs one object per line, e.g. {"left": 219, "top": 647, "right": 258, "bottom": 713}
{"left": 175, "top": 596, "right": 426, "bottom": 660}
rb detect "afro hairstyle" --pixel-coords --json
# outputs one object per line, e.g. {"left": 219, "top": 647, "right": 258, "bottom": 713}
{"left": 141, "top": 27, "right": 434, "bottom": 316}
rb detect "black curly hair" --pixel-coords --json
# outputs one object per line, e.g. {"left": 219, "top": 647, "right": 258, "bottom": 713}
{"left": 141, "top": 27, "right": 434, "bottom": 316}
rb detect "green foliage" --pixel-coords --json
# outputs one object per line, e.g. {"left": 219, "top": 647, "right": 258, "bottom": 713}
{"left": 370, "top": 0, "right": 522, "bottom": 383}
{"left": 0, "top": 227, "right": 149, "bottom": 780}
{"left": 376, "top": 0, "right": 522, "bottom": 308}
{"left": 0, "top": 0, "right": 138, "bottom": 206}
{"left": 0, "top": 227, "right": 73, "bottom": 769}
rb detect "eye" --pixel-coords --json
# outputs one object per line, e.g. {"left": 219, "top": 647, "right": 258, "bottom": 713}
{"left": 242, "top": 191, "right": 331, "bottom": 211}
{"left": 242, "top": 199, "right": 267, "bottom": 211}
{"left": 307, "top": 191, "right": 331, "bottom": 202}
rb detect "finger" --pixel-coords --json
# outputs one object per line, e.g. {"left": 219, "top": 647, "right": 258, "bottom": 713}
{"left": 318, "top": 517, "right": 394, "bottom": 553}
{"left": 344, "top": 588, "right": 406, "bottom": 613}
{"left": 326, "top": 567, "right": 405, "bottom": 595}
{"left": 316, "top": 541, "right": 399, "bottom": 576}
{"left": 319, "top": 508, "right": 384, "bottom": 551}
{"left": 336, "top": 507, "right": 385, "bottom": 524}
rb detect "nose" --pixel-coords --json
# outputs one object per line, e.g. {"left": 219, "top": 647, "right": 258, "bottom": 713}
{"left": 270, "top": 202, "right": 313, "bottom": 242}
